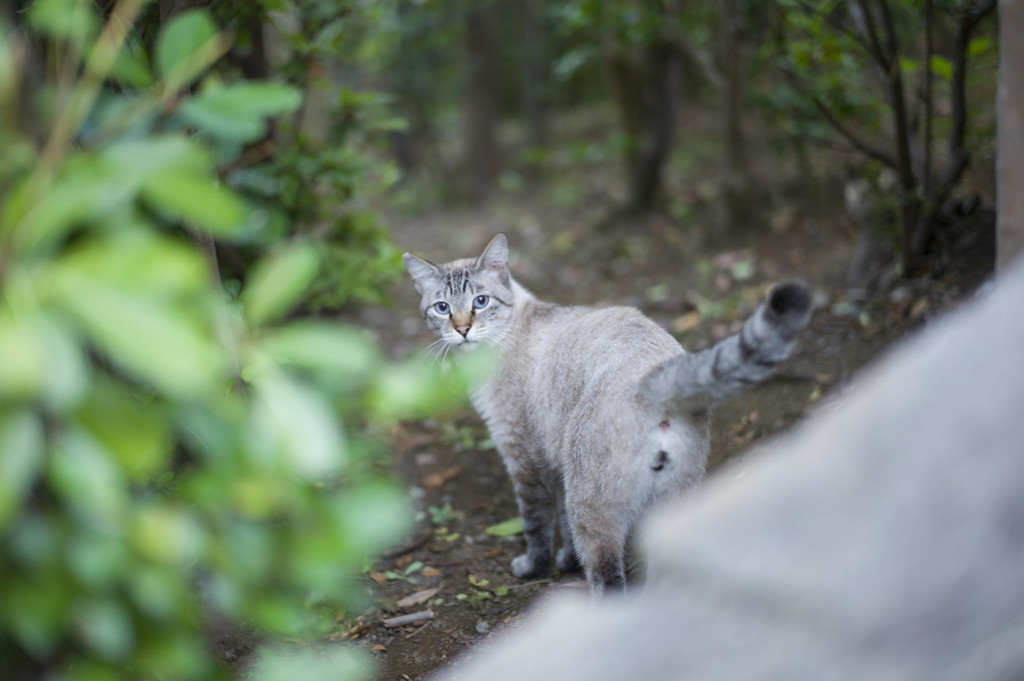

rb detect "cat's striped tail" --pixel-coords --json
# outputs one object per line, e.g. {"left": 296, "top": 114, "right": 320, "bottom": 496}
{"left": 640, "top": 281, "right": 813, "bottom": 413}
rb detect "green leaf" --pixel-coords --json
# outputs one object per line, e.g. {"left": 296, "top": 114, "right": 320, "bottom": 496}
{"left": 255, "top": 322, "right": 379, "bottom": 379}
{"left": 333, "top": 483, "right": 412, "bottom": 556}
{"left": 14, "top": 164, "right": 139, "bottom": 253}
{"left": 111, "top": 44, "right": 153, "bottom": 88}
{"left": 102, "top": 136, "right": 211, "bottom": 178}
{"left": 0, "top": 410, "right": 44, "bottom": 529}
{"left": 0, "top": 313, "right": 46, "bottom": 400}
{"left": 249, "top": 371, "right": 345, "bottom": 478}
{"left": 30, "top": 0, "right": 99, "bottom": 44}
{"left": 241, "top": 241, "right": 320, "bottom": 328}
{"left": 967, "top": 36, "right": 993, "bottom": 59}
{"left": 54, "top": 231, "right": 209, "bottom": 299}
{"left": 180, "top": 83, "right": 303, "bottom": 142}
{"left": 73, "top": 599, "right": 135, "bottom": 662}
{"left": 75, "top": 378, "right": 171, "bottom": 477}
{"left": 155, "top": 9, "right": 223, "bottom": 90}
{"left": 48, "top": 428, "right": 127, "bottom": 531}
{"left": 930, "top": 55, "right": 953, "bottom": 80}
{"left": 132, "top": 506, "right": 206, "bottom": 566}
{"left": 484, "top": 517, "right": 524, "bottom": 537}
{"left": 254, "top": 648, "right": 371, "bottom": 681}
{"left": 39, "top": 261, "right": 224, "bottom": 397}
{"left": 66, "top": 531, "right": 131, "bottom": 589}
{"left": 36, "top": 315, "right": 90, "bottom": 410}
{"left": 141, "top": 171, "right": 247, "bottom": 235}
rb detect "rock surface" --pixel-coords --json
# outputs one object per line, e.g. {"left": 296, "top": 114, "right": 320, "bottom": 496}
{"left": 438, "top": 259, "right": 1024, "bottom": 681}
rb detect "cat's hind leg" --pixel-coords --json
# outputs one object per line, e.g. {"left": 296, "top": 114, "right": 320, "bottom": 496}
{"left": 555, "top": 485, "right": 581, "bottom": 573}
{"left": 566, "top": 503, "right": 628, "bottom": 596}
{"left": 508, "top": 472, "right": 557, "bottom": 580}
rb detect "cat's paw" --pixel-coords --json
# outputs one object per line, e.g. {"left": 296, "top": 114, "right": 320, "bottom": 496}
{"left": 555, "top": 546, "right": 581, "bottom": 573}
{"left": 511, "top": 553, "right": 549, "bottom": 579}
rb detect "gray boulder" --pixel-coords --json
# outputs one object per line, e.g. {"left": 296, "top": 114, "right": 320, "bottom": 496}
{"left": 439, "top": 260, "right": 1024, "bottom": 681}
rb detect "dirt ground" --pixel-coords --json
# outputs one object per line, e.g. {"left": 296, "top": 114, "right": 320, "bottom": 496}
{"left": 211, "top": 126, "right": 996, "bottom": 680}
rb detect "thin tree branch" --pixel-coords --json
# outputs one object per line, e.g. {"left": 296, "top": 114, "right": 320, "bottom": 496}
{"left": 811, "top": 97, "right": 898, "bottom": 169}
{"left": 965, "top": 0, "right": 997, "bottom": 28}
{"left": 875, "top": 0, "right": 901, "bottom": 71}
{"left": 853, "top": 0, "right": 893, "bottom": 68}
{"left": 671, "top": 33, "right": 726, "bottom": 91}
{"left": 791, "top": 0, "right": 872, "bottom": 55}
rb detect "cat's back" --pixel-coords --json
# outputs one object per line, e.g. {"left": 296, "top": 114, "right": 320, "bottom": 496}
{"left": 527, "top": 302, "right": 682, "bottom": 395}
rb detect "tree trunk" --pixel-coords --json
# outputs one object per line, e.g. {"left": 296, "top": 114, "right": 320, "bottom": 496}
{"left": 626, "top": 42, "right": 674, "bottom": 213}
{"left": 521, "top": 0, "right": 547, "bottom": 157}
{"left": 237, "top": 14, "right": 270, "bottom": 80}
{"left": 462, "top": 6, "right": 503, "bottom": 201}
{"left": 719, "top": 0, "right": 752, "bottom": 232}
{"left": 911, "top": 0, "right": 996, "bottom": 258}
{"left": 997, "top": 0, "right": 1024, "bottom": 272}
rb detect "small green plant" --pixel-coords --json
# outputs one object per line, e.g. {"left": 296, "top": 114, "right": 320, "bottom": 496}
{"left": 428, "top": 502, "right": 464, "bottom": 526}
{"left": 383, "top": 561, "right": 424, "bottom": 584}
{"left": 455, "top": 574, "right": 507, "bottom": 607}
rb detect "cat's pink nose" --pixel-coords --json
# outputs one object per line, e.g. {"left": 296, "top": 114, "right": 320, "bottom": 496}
{"left": 455, "top": 325, "right": 471, "bottom": 337}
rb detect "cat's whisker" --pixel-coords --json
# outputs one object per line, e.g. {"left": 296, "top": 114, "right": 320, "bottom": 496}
{"left": 417, "top": 338, "right": 447, "bottom": 360}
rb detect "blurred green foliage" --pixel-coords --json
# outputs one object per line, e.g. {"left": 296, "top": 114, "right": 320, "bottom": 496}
{"left": 0, "top": 1, "right": 482, "bottom": 679}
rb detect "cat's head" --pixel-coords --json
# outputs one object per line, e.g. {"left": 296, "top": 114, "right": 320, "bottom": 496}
{"left": 403, "top": 235, "right": 514, "bottom": 349}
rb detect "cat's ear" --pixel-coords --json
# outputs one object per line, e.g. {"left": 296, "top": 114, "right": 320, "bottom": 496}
{"left": 403, "top": 253, "right": 441, "bottom": 294}
{"left": 476, "top": 234, "right": 509, "bottom": 285}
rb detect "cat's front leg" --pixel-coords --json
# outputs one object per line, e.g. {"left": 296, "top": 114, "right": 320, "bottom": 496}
{"left": 509, "top": 476, "right": 556, "bottom": 579}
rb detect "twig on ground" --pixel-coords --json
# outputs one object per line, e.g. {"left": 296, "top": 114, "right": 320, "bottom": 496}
{"left": 405, "top": 621, "right": 433, "bottom": 640}
{"left": 383, "top": 611, "right": 433, "bottom": 628}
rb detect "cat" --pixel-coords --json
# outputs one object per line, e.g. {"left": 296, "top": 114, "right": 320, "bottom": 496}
{"left": 403, "top": 234, "right": 812, "bottom": 595}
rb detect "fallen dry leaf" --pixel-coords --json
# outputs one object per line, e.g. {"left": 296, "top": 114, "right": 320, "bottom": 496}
{"left": 394, "top": 554, "right": 413, "bottom": 569}
{"left": 370, "top": 644, "right": 387, "bottom": 652}
{"left": 421, "top": 465, "right": 464, "bottom": 489}
{"left": 393, "top": 434, "right": 433, "bottom": 461}
{"left": 484, "top": 547, "right": 504, "bottom": 559}
{"left": 369, "top": 571, "right": 387, "bottom": 588}
{"left": 421, "top": 566, "right": 442, "bottom": 577}
{"left": 396, "top": 588, "right": 439, "bottom": 610}
{"left": 672, "top": 311, "right": 700, "bottom": 334}
{"left": 910, "top": 297, "right": 929, "bottom": 320}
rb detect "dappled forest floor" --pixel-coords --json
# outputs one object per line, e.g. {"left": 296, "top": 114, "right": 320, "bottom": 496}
{"left": 215, "top": 118, "right": 995, "bottom": 681}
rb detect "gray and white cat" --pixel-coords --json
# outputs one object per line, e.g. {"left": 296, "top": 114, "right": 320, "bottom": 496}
{"left": 403, "top": 235, "right": 812, "bottom": 595}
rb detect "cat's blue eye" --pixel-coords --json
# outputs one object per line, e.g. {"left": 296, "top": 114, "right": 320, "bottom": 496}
{"left": 434, "top": 302, "right": 449, "bottom": 314}
{"left": 473, "top": 295, "right": 489, "bottom": 309}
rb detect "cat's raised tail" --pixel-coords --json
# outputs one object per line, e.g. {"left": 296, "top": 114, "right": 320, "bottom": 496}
{"left": 640, "top": 281, "right": 813, "bottom": 413}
